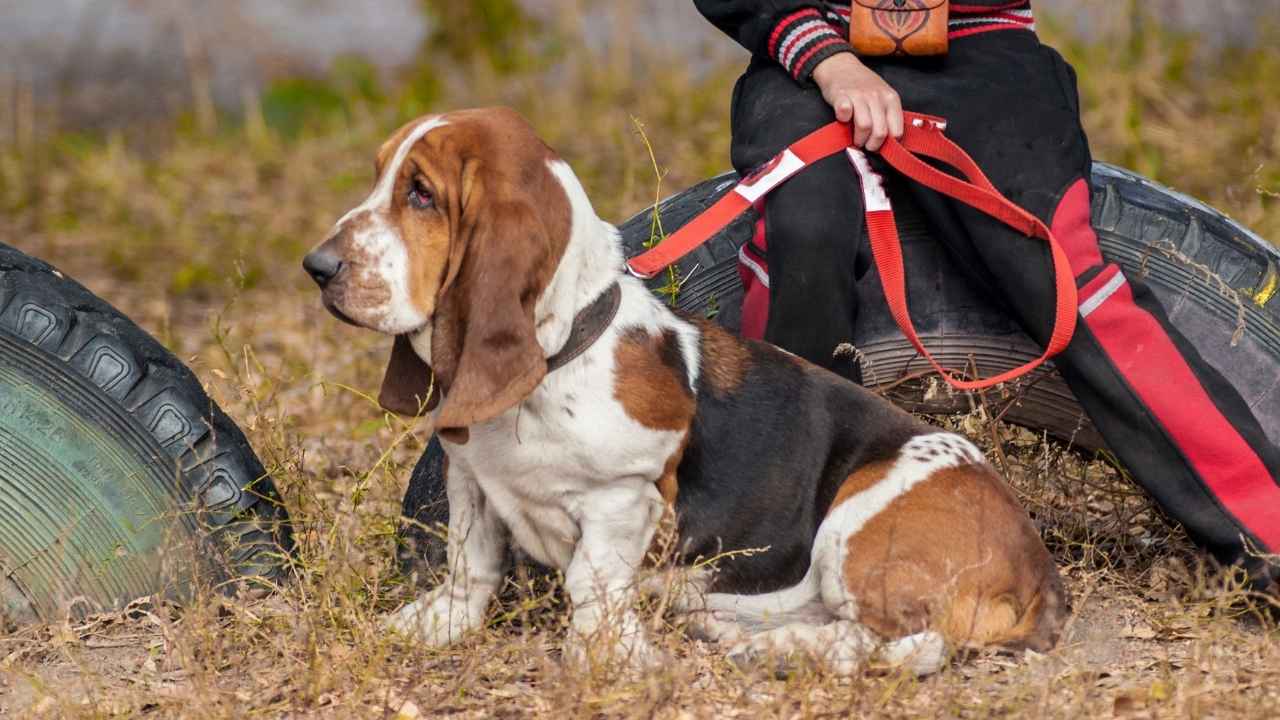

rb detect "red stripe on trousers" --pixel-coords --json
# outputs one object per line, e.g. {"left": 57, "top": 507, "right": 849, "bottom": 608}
{"left": 740, "top": 200, "right": 770, "bottom": 340}
{"left": 1053, "top": 179, "right": 1104, "bottom": 275}
{"left": 1084, "top": 269, "right": 1280, "bottom": 551}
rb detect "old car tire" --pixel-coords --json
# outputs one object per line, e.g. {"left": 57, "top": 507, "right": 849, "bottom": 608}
{"left": 0, "top": 241, "right": 293, "bottom": 624}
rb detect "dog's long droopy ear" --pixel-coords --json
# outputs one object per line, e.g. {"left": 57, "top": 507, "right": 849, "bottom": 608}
{"left": 430, "top": 198, "right": 551, "bottom": 438}
{"left": 378, "top": 334, "right": 438, "bottom": 416}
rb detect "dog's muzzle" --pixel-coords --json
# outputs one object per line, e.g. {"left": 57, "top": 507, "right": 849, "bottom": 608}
{"left": 303, "top": 249, "right": 344, "bottom": 289}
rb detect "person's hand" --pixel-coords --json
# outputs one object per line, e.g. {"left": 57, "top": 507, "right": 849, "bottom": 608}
{"left": 811, "top": 52, "right": 904, "bottom": 151}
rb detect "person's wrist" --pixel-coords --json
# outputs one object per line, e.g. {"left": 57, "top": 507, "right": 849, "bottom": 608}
{"left": 812, "top": 51, "right": 861, "bottom": 88}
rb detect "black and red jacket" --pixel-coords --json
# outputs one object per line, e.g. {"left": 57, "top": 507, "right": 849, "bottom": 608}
{"left": 694, "top": 1, "right": 1035, "bottom": 81}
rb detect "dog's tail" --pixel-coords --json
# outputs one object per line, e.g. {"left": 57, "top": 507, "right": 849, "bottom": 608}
{"left": 699, "top": 566, "right": 829, "bottom": 632}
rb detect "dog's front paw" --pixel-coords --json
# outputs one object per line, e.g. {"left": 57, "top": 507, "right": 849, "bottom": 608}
{"left": 384, "top": 596, "right": 474, "bottom": 647}
{"left": 684, "top": 610, "right": 748, "bottom": 644}
{"left": 619, "top": 630, "right": 667, "bottom": 671}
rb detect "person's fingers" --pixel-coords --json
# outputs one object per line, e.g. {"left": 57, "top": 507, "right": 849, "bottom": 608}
{"left": 852, "top": 95, "right": 873, "bottom": 147}
{"left": 865, "top": 97, "right": 889, "bottom": 152}
{"left": 832, "top": 91, "right": 855, "bottom": 123}
{"left": 884, "top": 89, "right": 904, "bottom": 139}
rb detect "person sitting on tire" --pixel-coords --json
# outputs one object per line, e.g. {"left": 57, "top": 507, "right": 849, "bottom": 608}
{"left": 694, "top": 0, "right": 1280, "bottom": 590}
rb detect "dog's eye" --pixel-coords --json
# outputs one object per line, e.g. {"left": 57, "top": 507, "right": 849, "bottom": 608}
{"left": 407, "top": 178, "right": 434, "bottom": 210}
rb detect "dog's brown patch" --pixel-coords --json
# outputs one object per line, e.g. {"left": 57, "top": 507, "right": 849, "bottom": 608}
{"left": 836, "top": 464, "right": 1067, "bottom": 652}
{"left": 613, "top": 327, "right": 695, "bottom": 432}
{"left": 829, "top": 461, "right": 896, "bottom": 510}
{"left": 696, "top": 320, "right": 751, "bottom": 395}
{"left": 656, "top": 431, "right": 689, "bottom": 505}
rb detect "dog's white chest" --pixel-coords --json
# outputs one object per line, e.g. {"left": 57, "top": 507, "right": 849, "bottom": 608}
{"left": 443, "top": 343, "right": 685, "bottom": 569}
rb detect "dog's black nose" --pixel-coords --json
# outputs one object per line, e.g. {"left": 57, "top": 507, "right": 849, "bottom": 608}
{"left": 303, "top": 250, "right": 343, "bottom": 288}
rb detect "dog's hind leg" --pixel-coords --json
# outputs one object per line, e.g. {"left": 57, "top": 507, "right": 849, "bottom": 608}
{"left": 703, "top": 538, "right": 945, "bottom": 677}
{"left": 697, "top": 564, "right": 830, "bottom": 631}
{"left": 724, "top": 620, "right": 945, "bottom": 677}
{"left": 725, "top": 620, "right": 874, "bottom": 675}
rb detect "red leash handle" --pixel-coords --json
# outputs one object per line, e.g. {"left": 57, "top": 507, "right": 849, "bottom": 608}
{"left": 625, "top": 112, "right": 1078, "bottom": 391}
{"left": 860, "top": 114, "right": 1078, "bottom": 390}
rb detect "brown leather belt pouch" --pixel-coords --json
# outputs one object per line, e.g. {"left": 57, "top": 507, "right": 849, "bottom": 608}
{"left": 849, "top": 0, "right": 950, "bottom": 57}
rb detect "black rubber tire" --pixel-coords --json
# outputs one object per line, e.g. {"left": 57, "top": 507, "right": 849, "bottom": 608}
{"left": 397, "top": 163, "right": 1280, "bottom": 576}
{"left": 615, "top": 163, "right": 1280, "bottom": 453}
{"left": 0, "top": 241, "right": 293, "bottom": 624}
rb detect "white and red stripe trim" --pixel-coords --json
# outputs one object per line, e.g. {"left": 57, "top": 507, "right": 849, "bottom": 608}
{"left": 825, "top": 2, "right": 1035, "bottom": 41}
{"left": 737, "top": 244, "right": 771, "bottom": 288}
{"left": 769, "top": 8, "right": 854, "bottom": 80}
{"left": 780, "top": 21, "right": 838, "bottom": 69}
{"left": 768, "top": 8, "right": 820, "bottom": 55}
{"left": 1078, "top": 265, "right": 1127, "bottom": 317}
{"left": 951, "top": 10, "right": 1034, "bottom": 27}
{"left": 949, "top": 8, "right": 1036, "bottom": 37}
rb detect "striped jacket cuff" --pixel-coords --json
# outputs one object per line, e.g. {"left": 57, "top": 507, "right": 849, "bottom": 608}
{"left": 767, "top": 8, "right": 854, "bottom": 82}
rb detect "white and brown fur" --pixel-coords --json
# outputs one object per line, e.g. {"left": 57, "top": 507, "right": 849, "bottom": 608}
{"left": 304, "top": 107, "right": 1068, "bottom": 674}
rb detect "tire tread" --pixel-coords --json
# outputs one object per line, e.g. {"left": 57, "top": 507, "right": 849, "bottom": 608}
{"left": 0, "top": 241, "right": 292, "bottom": 614}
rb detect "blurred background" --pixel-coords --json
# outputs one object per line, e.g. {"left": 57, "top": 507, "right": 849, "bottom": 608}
{"left": 3, "top": 1, "right": 1277, "bottom": 135}
{"left": 1, "top": 0, "right": 1278, "bottom": 437}
{"left": 3, "top": 0, "right": 1278, "bottom": 267}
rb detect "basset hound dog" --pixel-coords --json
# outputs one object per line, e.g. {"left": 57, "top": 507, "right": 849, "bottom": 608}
{"left": 303, "top": 107, "right": 1068, "bottom": 675}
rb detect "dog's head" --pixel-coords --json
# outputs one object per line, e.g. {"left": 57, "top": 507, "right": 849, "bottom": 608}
{"left": 303, "top": 108, "right": 572, "bottom": 440}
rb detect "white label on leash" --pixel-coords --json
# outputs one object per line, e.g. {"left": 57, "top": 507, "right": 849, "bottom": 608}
{"left": 735, "top": 149, "right": 806, "bottom": 203}
{"left": 846, "top": 149, "right": 892, "bottom": 212}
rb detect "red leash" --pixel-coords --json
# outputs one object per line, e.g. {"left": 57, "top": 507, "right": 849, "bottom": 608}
{"left": 626, "top": 111, "right": 1077, "bottom": 391}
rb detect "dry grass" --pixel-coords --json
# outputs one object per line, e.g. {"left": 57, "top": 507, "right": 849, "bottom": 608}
{"left": 3, "top": 3, "right": 1280, "bottom": 717}
{"left": 2, "top": 394, "right": 1279, "bottom": 718}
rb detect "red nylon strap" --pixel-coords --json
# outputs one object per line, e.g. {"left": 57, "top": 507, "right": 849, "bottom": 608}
{"left": 625, "top": 191, "right": 753, "bottom": 279}
{"left": 625, "top": 122, "right": 854, "bottom": 280}
{"left": 869, "top": 117, "right": 1078, "bottom": 389}
{"left": 625, "top": 112, "right": 1078, "bottom": 390}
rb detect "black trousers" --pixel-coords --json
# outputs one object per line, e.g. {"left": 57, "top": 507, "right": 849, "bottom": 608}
{"left": 732, "top": 29, "right": 1280, "bottom": 585}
